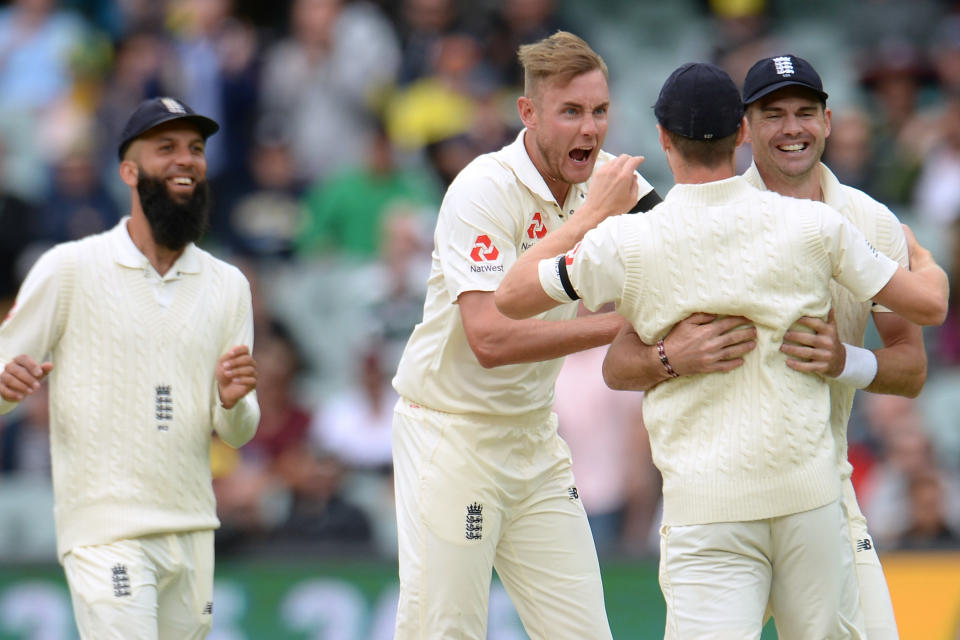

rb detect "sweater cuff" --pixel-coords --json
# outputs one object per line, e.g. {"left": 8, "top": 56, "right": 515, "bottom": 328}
{"left": 213, "top": 392, "right": 260, "bottom": 448}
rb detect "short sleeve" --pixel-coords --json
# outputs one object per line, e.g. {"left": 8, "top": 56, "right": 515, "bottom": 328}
{"left": 871, "top": 203, "right": 909, "bottom": 313}
{"left": 435, "top": 169, "right": 518, "bottom": 302}
{"left": 819, "top": 206, "right": 899, "bottom": 302}
{"left": 565, "top": 217, "right": 627, "bottom": 311}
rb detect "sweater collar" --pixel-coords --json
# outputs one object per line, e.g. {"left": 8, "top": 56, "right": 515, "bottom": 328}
{"left": 816, "top": 163, "right": 849, "bottom": 212}
{"left": 663, "top": 175, "right": 755, "bottom": 206}
{"left": 112, "top": 217, "right": 201, "bottom": 276}
{"left": 742, "top": 161, "right": 848, "bottom": 211}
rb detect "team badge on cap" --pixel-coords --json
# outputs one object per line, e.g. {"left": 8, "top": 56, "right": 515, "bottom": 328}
{"left": 772, "top": 56, "right": 796, "bottom": 77}
{"left": 742, "top": 54, "right": 829, "bottom": 105}
{"left": 159, "top": 97, "right": 187, "bottom": 114}
{"left": 116, "top": 96, "right": 220, "bottom": 160}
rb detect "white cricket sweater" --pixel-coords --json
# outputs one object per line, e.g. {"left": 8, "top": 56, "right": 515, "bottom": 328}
{"left": 0, "top": 221, "right": 260, "bottom": 559}
{"left": 564, "top": 177, "right": 898, "bottom": 526}
{"left": 744, "top": 163, "right": 909, "bottom": 485}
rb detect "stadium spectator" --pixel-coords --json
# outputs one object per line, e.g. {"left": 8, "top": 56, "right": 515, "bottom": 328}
{"left": 296, "top": 121, "right": 438, "bottom": 260}
{"left": 36, "top": 141, "right": 121, "bottom": 243}
{"left": 258, "top": 0, "right": 400, "bottom": 184}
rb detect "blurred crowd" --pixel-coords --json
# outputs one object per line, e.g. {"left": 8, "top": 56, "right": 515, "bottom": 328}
{"left": 0, "top": 0, "right": 959, "bottom": 563}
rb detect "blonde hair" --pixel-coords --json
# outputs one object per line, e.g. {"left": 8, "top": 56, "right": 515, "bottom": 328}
{"left": 518, "top": 31, "right": 608, "bottom": 100}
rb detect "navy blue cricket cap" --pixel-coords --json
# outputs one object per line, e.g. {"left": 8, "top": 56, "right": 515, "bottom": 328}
{"left": 654, "top": 63, "right": 744, "bottom": 140}
{"left": 117, "top": 97, "right": 220, "bottom": 160}
{"left": 742, "top": 55, "right": 829, "bottom": 105}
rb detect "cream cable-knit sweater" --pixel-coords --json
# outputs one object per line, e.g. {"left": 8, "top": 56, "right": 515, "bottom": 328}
{"left": 745, "top": 163, "right": 909, "bottom": 490}
{"left": 612, "top": 177, "right": 898, "bottom": 526}
{"left": 0, "top": 221, "right": 259, "bottom": 559}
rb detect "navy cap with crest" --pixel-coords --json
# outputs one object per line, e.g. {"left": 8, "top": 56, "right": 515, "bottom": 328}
{"left": 117, "top": 97, "right": 220, "bottom": 160}
{"left": 654, "top": 63, "right": 744, "bottom": 140}
{"left": 742, "top": 55, "right": 829, "bottom": 105}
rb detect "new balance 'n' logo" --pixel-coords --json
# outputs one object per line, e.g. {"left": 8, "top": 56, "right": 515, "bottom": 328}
{"left": 466, "top": 502, "right": 483, "bottom": 540}
{"left": 568, "top": 487, "right": 579, "bottom": 500}
{"left": 202, "top": 602, "right": 213, "bottom": 615}
{"left": 856, "top": 538, "right": 873, "bottom": 552}
{"left": 112, "top": 564, "right": 131, "bottom": 597}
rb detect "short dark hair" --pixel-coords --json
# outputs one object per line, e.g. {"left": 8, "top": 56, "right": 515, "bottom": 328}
{"left": 665, "top": 129, "right": 739, "bottom": 168}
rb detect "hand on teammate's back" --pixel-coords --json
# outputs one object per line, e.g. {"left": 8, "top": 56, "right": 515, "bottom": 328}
{"left": 662, "top": 313, "right": 757, "bottom": 376}
{"left": 781, "top": 309, "right": 845, "bottom": 377}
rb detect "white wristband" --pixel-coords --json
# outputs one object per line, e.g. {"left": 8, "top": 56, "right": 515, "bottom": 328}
{"left": 834, "top": 343, "right": 878, "bottom": 389}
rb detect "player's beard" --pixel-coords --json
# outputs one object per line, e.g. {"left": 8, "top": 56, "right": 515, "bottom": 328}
{"left": 137, "top": 172, "right": 210, "bottom": 251}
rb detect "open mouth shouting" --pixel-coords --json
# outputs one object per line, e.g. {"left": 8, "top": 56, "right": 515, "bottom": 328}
{"left": 569, "top": 146, "right": 594, "bottom": 164}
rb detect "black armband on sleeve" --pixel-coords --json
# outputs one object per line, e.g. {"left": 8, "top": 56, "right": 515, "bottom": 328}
{"left": 557, "top": 255, "right": 580, "bottom": 301}
{"left": 629, "top": 189, "right": 663, "bottom": 214}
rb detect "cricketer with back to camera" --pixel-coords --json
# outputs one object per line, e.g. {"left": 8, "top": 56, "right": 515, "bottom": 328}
{"left": 495, "top": 61, "right": 948, "bottom": 639}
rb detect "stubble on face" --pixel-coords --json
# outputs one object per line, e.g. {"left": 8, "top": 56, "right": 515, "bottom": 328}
{"left": 747, "top": 90, "right": 830, "bottom": 185}
{"left": 528, "top": 69, "right": 610, "bottom": 187}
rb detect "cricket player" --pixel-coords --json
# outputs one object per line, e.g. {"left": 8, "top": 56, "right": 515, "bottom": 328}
{"left": 0, "top": 97, "right": 260, "bottom": 639}
{"left": 602, "top": 54, "right": 923, "bottom": 640}
{"left": 390, "top": 31, "right": 660, "bottom": 639}
{"left": 495, "top": 62, "right": 948, "bottom": 639}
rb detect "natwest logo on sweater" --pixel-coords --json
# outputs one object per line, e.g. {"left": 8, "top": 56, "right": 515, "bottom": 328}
{"left": 469, "top": 235, "right": 503, "bottom": 273}
{"left": 527, "top": 212, "right": 547, "bottom": 239}
{"left": 470, "top": 235, "right": 499, "bottom": 262}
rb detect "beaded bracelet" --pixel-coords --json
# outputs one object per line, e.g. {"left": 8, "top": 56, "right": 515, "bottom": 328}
{"left": 656, "top": 339, "right": 679, "bottom": 378}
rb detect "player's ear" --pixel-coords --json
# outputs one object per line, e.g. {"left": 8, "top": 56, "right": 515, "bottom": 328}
{"left": 735, "top": 117, "right": 748, "bottom": 147}
{"left": 518, "top": 96, "right": 537, "bottom": 130}
{"left": 742, "top": 107, "right": 754, "bottom": 145}
{"left": 823, "top": 106, "right": 832, "bottom": 140}
{"left": 656, "top": 124, "right": 670, "bottom": 152}
{"left": 119, "top": 159, "right": 139, "bottom": 187}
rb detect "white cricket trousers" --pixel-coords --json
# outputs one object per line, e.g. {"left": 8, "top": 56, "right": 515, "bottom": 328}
{"left": 63, "top": 530, "right": 214, "bottom": 640}
{"left": 659, "top": 500, "right": 866, "bottom": 640}
{"left": 392, "top": 398, "right": 612, "bottom": 640}
{"left": 842, "top": 479, "right": 900, "bottom": 640}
